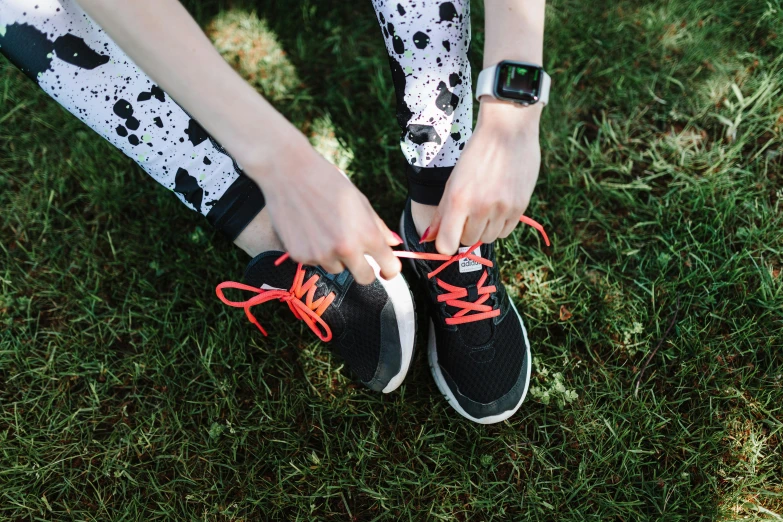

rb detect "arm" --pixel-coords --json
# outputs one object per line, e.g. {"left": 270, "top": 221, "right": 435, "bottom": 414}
{"left": 483, "top": 0, "right": 545, "bottom": 69}
{"left": 75, "top": 0, "right": 401, "bottom": 282}
{"left": 428, "top": 0, "right": 547, "bottom": 254}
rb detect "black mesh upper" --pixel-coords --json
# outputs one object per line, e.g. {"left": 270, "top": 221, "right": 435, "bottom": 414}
{"left": 403, "top": 200, "right": 528, "bottom": 404}
{"left": 433, "top": 307, "right": 526, "bottom": 403}
{"left": 333, "top": 279, "right": 389, "bottom": 382}
{"left": 244, "top": 252, "right": 390, "bottom": 383}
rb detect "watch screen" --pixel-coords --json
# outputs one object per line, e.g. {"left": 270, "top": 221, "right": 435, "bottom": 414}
{"left": 497, "top": 63, "right": 541, "bottom": 103}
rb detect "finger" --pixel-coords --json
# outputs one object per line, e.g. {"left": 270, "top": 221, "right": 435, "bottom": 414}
{"left": 420, "top": 208, "right": 442, "bottom": 243}
{"left": 373, "top": 213, "right": 403, "bottom": 247}
{"left": 345, "top": 254, "right": 377, "bottom": 285}
{"left": 435, "top": 204, "right": 467, "bottom": 255}
{"left": 498, "top": 218, "right": 519, "bottom": 239}
{"left": 369, "top": 212, "right": 403, "bottom": 278}
{"left": 284, "top": 250, "right": 314, "bottom": 267}
{"left": 321, "top": 258, "right": 346, "bottom": 275}
{"left": 368, "top": 240, "right": 402, "bottom": 280}
{"left": 480, "top": 218, "right": 506, "bottom": 244}
{"left": 461, "top": 215, "right": 488, "bottom": 246}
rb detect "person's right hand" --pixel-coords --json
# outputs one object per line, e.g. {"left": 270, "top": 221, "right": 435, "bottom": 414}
{"left": 249, "top": 136, "right": 402, "bottom": 285}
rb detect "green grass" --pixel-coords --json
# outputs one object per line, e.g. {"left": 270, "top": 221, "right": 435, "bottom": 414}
{"left": 2, "top": 0, "right": 782, "bottom": 519}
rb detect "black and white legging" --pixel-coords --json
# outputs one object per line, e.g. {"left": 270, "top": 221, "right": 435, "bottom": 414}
{"left": 0, "top": 0, "right": 472, "bottom": 239}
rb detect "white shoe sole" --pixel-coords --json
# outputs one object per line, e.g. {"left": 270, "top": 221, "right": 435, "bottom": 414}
{"left": 365, "top": 255, "right": 416, "bottom": 393}
{"left": 399, "top": 212, "right": 532, "bottom": 423}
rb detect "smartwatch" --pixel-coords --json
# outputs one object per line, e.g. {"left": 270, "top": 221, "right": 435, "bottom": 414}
{"left": 475, "top": 60, "right": 551, "bottom": 107}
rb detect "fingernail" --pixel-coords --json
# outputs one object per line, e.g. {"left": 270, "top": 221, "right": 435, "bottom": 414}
{"left": 419, "top": 227, "right": 431, "bottom": 244}
{"left": 390, "top": 231, "right": 403, "bottom": 245}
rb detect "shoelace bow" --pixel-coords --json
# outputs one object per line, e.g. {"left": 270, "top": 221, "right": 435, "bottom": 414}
{"left": 216, "top": 258, "right": 335, "bottom": 342}
{"left": 216, "top": 215, "right": 549, "bottom": 337}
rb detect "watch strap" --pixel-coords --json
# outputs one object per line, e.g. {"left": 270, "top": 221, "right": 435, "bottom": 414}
{"left": 475, "top": 65, "right": 498, "bottom": 102}
{"left": 539, "top": 70, "right": 551, "bottom": 106}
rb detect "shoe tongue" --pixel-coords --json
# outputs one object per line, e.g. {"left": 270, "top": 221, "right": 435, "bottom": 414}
{"left": 244, "top": 251, "right": 298, "bottom": 290}
{"left": 245, "top": 251, "right": 334, "bottom": 299}
{"left": 427, "top": 243, "right": 490, "bottom": 287}
{"left": 422, "top": 242, "right": 496, "bottom": 347}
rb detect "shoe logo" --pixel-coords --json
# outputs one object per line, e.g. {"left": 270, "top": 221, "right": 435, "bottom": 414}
{"left": 457, "top": 246, "right": 483, "bottom": 273}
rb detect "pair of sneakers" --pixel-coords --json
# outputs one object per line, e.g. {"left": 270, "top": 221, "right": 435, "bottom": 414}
{"left": 216, "top": 199, "right": 549, "bottom": 424}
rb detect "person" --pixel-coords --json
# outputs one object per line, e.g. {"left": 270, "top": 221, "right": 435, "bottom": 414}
{"left": 0, "top": 0, "right": 549, "bottom": 424}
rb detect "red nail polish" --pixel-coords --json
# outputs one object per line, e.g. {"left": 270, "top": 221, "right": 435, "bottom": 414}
{"left": 419, "top": 227, "right": 431, "bottom": 244}
{"left": 391, "top": 231, "right": 403, "bottom": 245}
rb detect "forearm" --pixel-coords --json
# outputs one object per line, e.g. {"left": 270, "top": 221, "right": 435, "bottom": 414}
{"left": 479, "top": 0, "right": 546, "bottom": 130}
{"left": 483, "top": 0, "right": 545, "bottom": 68}
{"left": 75, "top": 0, "right": 304, "bottom": 177}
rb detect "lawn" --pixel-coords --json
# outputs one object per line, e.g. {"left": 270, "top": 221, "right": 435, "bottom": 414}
{"left": 1, "top": 0, "right": 782, "bottom": 520}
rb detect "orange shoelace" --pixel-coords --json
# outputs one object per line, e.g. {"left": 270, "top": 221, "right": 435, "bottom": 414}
{"left": 216, "top": 258, "right": 336, "bottom": 342}
{"left": 394, "top": 216, "right": 550, "bottom": 325}
{"left": 216, "top": 215, "right": 549, "bottom": 337}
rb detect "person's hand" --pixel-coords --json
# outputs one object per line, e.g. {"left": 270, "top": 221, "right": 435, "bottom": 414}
{"left": 425, "top": 99, "right": 542, "bottom": 255}
{"left": 249, "top": 135, "right": 402, "bottom": 285}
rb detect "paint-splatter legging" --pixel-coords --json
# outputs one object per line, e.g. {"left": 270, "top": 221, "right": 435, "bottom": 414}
{"left": 0, "top": 0, "right": 471, "bottom": 238}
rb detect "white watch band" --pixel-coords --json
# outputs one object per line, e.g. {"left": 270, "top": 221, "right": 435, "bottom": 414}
{"left": 476, "top": 63, "right": 551, "bottom": 106}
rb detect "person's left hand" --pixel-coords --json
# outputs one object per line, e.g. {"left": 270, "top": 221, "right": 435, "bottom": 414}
{"left": 423, "top": 99, "right": 542, "bottom": 255}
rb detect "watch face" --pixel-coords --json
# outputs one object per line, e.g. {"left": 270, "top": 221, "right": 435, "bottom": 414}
{"left": 496, "top": 62, "right": 542, "bottom": 104}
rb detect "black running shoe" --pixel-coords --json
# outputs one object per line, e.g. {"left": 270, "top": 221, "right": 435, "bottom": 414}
{"left": 216, "top": 251, "right": 415, "bottom": 393}
{"left": 399, "top": 199, "right": 547, "bottom": 423}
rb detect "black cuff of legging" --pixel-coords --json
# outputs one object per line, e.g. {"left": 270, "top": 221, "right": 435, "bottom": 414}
{"left": 406, "top": 164, "right": 454, "bottom": 206}
{"left": 206, "top": 174, "right": 266, "bottom": 241}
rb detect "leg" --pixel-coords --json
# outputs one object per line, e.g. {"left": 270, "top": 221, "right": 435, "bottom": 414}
{"left": 2, "top": 0, "right": 418, "bottom": 396}
{"left": 370, "top": 0, "right": 472, "bottom": 232}
{"left": 0, "top": 0, "right": 278, "bottom": 253}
